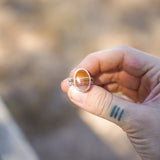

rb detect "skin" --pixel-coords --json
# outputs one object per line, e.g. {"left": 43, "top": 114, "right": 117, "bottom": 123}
{"left": 61, "top": 46, "right": 160, "bottom": 160}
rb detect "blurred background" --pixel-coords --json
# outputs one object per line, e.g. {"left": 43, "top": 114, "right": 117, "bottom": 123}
{"left": 0, "top": 0, "right": 160, "bottom": 159}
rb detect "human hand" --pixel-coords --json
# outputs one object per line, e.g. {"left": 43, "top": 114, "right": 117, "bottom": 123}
{"left": 61, "top": 46, "right": 160, "bottom": 160}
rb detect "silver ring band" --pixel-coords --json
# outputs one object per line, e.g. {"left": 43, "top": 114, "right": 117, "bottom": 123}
{"left": 68, "top": 68, "right": 94, "bottom": 92}
{"left": 68, "top": 77, "right": 94, "bottom": 86}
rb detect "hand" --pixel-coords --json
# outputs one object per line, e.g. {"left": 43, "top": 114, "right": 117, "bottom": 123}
{"left": 61, "top": 46, "right": 160, "bottom": 160}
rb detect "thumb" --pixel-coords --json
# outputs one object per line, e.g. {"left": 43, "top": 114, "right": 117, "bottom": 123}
{"left": 68, "top": 85, "right": 138, "bottom": 128}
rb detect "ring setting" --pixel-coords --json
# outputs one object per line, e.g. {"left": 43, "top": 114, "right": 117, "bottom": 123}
{"left": 68, "top": 68, "right": 93, "bottom": 92}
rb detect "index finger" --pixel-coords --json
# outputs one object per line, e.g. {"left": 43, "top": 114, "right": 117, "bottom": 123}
{"left": 71, "top": 46, "right": 156, "bottom": 77}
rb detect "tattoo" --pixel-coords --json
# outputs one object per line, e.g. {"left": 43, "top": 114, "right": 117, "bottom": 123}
{"left": 118, "top": 109, "right": 124, "bottom": 121}
{"left": 110, "top": 105, "right": 124, "bottom": 121}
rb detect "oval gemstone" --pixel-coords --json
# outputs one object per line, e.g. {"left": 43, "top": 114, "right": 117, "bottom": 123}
{"left": 74, "top": 68, "right": 90, "bottom": 92}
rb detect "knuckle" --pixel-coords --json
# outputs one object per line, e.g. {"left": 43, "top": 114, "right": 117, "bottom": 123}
{"left": 116, "top": 45, "right": 131, "bottom": 55}
{"left": 117, "top": 45, "right": 130, "bottom": 50}
{"left": 85, "top": 89, "right": 107, "bottom": 116}
{"left": 85, "top": 53, "right": 96, "bottom": 62}
{"left": 87, "top": 52, "right": 97, "bottom": 58}
{"left": 95, "top": 92, "right": 107, "bottom": 115}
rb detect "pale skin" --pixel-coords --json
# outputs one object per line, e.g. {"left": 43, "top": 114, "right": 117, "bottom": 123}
{"left": 61, "top": 46, "right": 160, "bottom": 160}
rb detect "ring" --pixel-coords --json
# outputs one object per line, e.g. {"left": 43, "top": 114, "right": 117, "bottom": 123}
{"left": 68, "top": 68, "right": 94, "bottom": 92}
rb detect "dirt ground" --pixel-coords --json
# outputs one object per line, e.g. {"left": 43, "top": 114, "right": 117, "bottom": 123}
{"left": 0, "top": 0, "right": 160, "bottom": 159}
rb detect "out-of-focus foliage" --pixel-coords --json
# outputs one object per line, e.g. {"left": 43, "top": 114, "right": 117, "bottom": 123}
{"left": 0, "top": 0, "right": 160, "bottom": 159}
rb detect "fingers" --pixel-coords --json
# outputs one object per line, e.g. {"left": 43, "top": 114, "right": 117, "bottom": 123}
{"left": 68, "top": 85, "right": 139, "bottom": 128}
{"left": 72, "top": 46, "right": 157, "bottom": 78}
{"left": 104, "top": 83, "right": 140, "bottom": 102}
{"left": 62, "top": 46, "right": 157, "bottom": 95}
{"left": 70, "top": 47, "right": 124, "bottom": 76}
{"left": 94, "top": 70, "right": 140, "bottom": 90}
{"left": 61, "top": 78, "right": 69, "bottom": 93}
{"left": 61, "top": 77, "right": 140, "bottom": 102}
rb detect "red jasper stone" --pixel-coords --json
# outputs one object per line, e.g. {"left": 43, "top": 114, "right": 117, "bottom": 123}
{"left": 74, "top": 68, "right": 91, "bottom": 92}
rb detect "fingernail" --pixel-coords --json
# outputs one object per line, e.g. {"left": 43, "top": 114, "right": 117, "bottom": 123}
{"left": 68, "top": 86, "right": 87, "bottom": 104}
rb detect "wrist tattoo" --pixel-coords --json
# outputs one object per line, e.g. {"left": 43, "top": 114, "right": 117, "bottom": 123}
{"left": 110, "top": 105, "right": 124, "bottom": 121}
